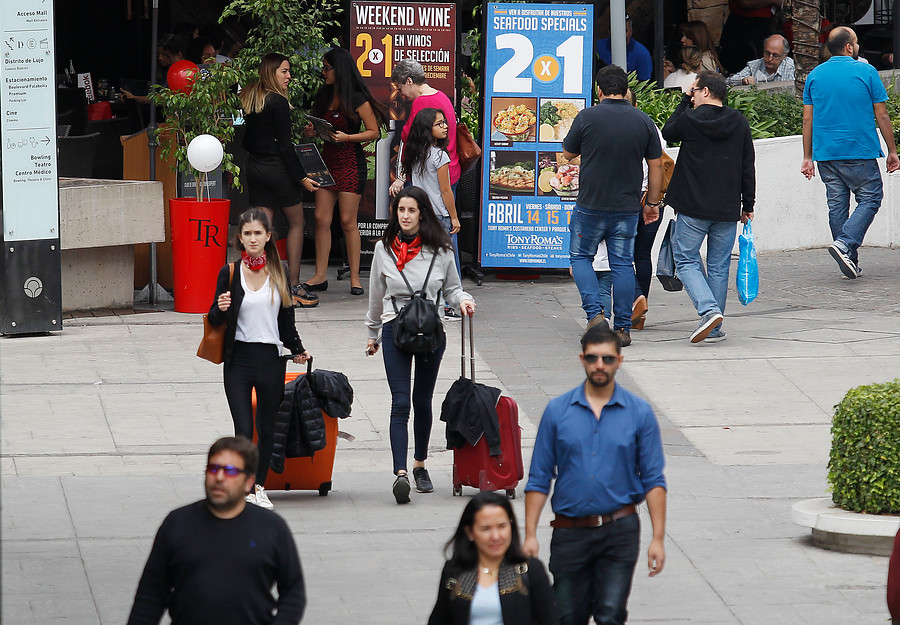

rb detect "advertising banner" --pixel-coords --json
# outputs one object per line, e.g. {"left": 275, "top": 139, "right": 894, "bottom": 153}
{"left": 479, "top": 2, "right": 593, "bottom": 268}
{"left": 349, "top": 1, "right": 456, "bottom": 249}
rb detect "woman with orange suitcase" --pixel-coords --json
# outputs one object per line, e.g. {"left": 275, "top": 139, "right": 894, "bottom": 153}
{"left": 208, "top": 209, "right": 310, "bottom": 510}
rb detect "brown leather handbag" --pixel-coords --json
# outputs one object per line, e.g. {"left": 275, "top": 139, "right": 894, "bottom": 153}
{"left": 456, "top": 121, "right": 482, "bottom": 173}
{"left": 197, "top": 264, "right": 234, "bottom": 364}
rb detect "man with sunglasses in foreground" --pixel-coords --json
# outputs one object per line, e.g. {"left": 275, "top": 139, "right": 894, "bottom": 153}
{"left": 127, "top": 437, "right": 307, "bottom": 625}
{"left": 523, "top": 325, "right": 667, "bottom": 625}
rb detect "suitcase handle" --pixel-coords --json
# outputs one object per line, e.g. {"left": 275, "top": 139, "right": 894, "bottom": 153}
{"left": 460, "top": 313, "right": 475, "bottom": 380}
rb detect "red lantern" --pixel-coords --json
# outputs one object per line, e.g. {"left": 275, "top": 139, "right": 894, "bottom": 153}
{"left": 167, "top": 60, "right": 199, "bottom": 94}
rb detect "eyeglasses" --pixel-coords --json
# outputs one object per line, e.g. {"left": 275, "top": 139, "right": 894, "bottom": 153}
{"left": 763, "top": 51, "right": 786, "bottom": 58}
{"left": 690, "top": 86, "right": 701, "bottom": 94}
{"left": 433, "top": 119, "right": 448, "bottom": 127}
{"left": 583, "top": 354, "right": 618, "bottom": 365}
{"left": 322, "top": 65, "right": 334, "bottom": 73}
{"left": 206, "top": 464, "right": 249, "bottom": 477}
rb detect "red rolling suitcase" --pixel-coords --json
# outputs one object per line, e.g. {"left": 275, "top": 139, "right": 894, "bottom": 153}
{"left": 451, "top": 315, "right": 524, "bottom": 498}
{"left": 251, "top": 365, "right": 338, "bottom": 496}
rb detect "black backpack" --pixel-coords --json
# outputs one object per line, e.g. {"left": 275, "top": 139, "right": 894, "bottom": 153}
{"left": 389, "top": 250, "right": 445, "bottom": 354}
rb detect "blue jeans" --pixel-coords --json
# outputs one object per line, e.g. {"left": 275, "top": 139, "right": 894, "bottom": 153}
{"left": 817, "top": 159, "right": 883, "bottom": 263}
{"left": 380, "top": 321, "right": 446, "bottom": 474}
{"left": 438, "top": 215, "right": 462, "bottom": 281}
{"left": 549, "top": 514, "right": 641, "bottom": 625}
{"left": 595, "top": 271, "right": 612, "bottom": 319}
{"left": 570, "top": 207, "right": 640, "bottom": 329}
{"left": 672, "top": 214, "right": 737, "bottom": 319}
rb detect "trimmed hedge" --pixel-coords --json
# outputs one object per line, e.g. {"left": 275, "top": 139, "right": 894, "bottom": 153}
{"left": 828, "top": 379, "right": 900, "bottom": 514}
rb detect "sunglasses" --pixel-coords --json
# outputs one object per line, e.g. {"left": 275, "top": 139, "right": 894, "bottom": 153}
{"left": 583, "top": 354, "right": 618, "bottom": 365}
{"left": 322, "top": 65, "right": 334, "bottom": 73}
{"left": 206, "top": 464, "right": 249, "bottom": 477}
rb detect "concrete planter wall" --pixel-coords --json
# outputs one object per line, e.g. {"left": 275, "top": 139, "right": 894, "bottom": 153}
{"left": 667, "top": 134, "right": 898, "bottom": 251}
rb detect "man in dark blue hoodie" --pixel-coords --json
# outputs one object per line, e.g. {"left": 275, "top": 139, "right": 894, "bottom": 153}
{"left": 663, "top": 71, "right": 755, "bottom": 344}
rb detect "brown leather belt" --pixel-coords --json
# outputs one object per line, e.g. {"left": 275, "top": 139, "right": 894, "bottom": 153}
{"left": 550, "top": 504, "right": 637, "bottom": 529}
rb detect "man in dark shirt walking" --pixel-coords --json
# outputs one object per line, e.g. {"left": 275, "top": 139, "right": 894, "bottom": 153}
{"left": 564, "top": 65, "right": 663, "bottom": 347}
{"left": 523, "top": 325, "right": 667, "bottom": 625}
{"left": 127, "top": 437, "right": 307, "bottom": 625}
{"left": 663, "top": 71, "right": 755, "bottom": 344}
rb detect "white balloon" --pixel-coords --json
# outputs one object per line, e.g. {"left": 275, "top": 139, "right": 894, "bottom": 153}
{"left": 187, "top": 134, "right": 224, "bottom": 173}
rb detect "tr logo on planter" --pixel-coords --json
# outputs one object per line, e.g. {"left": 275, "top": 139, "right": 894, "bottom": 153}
{"left": 24, "top": 277, "right": 43, "bottom": 298}
{"left": 189, "top": 218, "right": 222, "bottom": 247}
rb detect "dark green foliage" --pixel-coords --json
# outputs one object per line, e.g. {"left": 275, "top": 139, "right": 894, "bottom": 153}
{"left": 149, "top": 62, "right": 244, "bottom": 199}
{"left": 743, "top": 89, "right": 803, "bottom": 137}
{"left": 828, "top": 380, "right": 900, "bottom": 514}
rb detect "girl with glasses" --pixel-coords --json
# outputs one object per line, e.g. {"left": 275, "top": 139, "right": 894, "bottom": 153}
{"left": 400, "top": 108, "right": 461, "bottom": 248}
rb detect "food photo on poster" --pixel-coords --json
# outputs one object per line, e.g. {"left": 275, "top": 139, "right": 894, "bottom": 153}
{"left": 479, "top": 2, "right": 593, "bottom": 268}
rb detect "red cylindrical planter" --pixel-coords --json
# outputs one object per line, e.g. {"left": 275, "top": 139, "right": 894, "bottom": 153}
{"left": 170, "top": 197, "right": 231, "bottom": 313}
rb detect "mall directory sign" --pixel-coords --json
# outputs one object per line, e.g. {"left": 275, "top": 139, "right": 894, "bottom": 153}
{"left": 0, "top": 0, "right": 62, "bottom": 333}
{"left": 479, "top": 2, "right": 593, "bottom": 269}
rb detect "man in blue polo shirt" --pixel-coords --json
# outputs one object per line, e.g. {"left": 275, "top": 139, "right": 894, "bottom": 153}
{"left": 801, "top": 26, "right": 899, "bottom": 279}
{"left": 595, "top": 15, "right": 653, "bottom": 81}
{"left": 523, "top": 325, "right": 667, "bottom": 625}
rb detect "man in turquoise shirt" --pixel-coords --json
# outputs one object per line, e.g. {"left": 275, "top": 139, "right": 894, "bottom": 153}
{"left": 801, "top": 26, "right": 899, "bottom": 279}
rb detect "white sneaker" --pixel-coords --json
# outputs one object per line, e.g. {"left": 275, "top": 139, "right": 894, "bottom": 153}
{"left": 245, "top": 492, "right": 258, "bottom": 505}
{"left": 254, "top": 484, "right": 274, "bottom": 510}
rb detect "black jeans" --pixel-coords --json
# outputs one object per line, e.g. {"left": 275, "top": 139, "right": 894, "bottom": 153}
{"left": 223, "top": 341, "right": 286, "bottom": 486}
{"left": 381, "top": 320, "right": 446, "bottom": 474}
{"left": 633, "top": 211, "right": 664, "bottom": 301}
{"left": 549, "top": 513, "right": 641, "bottom": 625}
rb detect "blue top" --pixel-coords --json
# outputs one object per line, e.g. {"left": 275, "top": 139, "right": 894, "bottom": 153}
{"left": 469, "top": 583, "right": 503, "bottom": 625}
{"left": 595, "top": 38, "right": 653, "bottom": 81}
{"left": 803, "top": 56, "right": 887, "bottom": 161}
{"left": 525, "top": 383, "right": 666, "bottom": 517}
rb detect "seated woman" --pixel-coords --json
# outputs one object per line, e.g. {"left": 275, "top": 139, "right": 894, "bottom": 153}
{"left": 427, "top": 492, "right": 558, "bottom": 625}
{"left": 664, "top": 46, "right": 704, "bottom": 93}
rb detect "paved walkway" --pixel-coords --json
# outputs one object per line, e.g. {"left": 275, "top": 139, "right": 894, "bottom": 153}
{"left": 2, "top": 247, "right": 899, "bottom": 624}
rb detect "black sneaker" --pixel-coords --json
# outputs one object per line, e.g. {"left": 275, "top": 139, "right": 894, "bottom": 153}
{"left": 392, "top": 473, "right": 411, "bottom": 504}
{"left": 828, "top": 243, "right": 859, "bottom": 279}
{"left": 412, "top": 467, "right": 434, "bottom": 493}
{"left": 444, "top": 307, "right": 461, "bottom": 321}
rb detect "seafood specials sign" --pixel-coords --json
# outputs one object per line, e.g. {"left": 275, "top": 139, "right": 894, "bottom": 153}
{"left": 479, "top": 2, "right": 593, "bottom": 268}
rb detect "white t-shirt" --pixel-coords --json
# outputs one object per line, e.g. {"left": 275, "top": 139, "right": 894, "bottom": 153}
{"left": 411, "top": 145, "right": 451, "bottom": 217}
{"left": 234, "top": 269, "right": 282, "bottom": 348}
{"left": 664, "top": 69, "right": 697, "bottom": 94}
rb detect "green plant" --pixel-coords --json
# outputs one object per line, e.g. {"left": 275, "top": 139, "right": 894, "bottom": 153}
{"left": 221, "top": 0, "right": 342, "bottom": 142}
{"left": 828, "top": 379, "right": 900, "bottom": 514}
{"left": 742, "top": 88, "right": 803, "bottom": 137}
{"left": 149, "top": 62, "right": 243, "bottom": 201}
{"left": 886, "top": 82, "right": 900, "bottom": 145}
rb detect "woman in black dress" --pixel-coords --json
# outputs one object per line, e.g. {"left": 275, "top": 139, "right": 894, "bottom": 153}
{"left": 240, "top": 53, "right": 319, "bottom": 307}
{"left": 303, "top": 47, "right": 387, "bottom": 296}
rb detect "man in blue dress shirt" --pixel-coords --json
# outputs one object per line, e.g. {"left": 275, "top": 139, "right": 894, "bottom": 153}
{"left": 595, "top": 15, "right": 653, "bottom": 81}
{"left": 523, "top": 324, "right": 667, "bottom": 625}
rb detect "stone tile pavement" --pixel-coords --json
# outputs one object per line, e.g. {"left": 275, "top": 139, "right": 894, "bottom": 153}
{"left": 2, "top": 246, "right": 899, "bottom": 624}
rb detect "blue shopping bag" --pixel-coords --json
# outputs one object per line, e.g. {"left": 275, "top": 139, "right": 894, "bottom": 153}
{"left": 736, "top": 221, "right": 758, "bottom": 305}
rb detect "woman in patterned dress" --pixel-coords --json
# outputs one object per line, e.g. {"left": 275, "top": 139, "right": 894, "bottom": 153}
{"left": 303, "top": 47, "right": 387, "bottom": 296}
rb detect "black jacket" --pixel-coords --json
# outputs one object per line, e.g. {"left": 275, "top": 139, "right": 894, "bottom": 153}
{"left": 662, "top": 94, "right": 756, "bottom": 221}
{"left": 207, "top": 262, "right": 304, "bottom": 365}
{"left": 427, "top": 558, "right": 558, "bottom": 625}
{"left": 270, "top": 368, "right": 354, "bottom": 473}
{"left": 242, "top": 93, "right": 307, "bottom": 184}
{"left": 440, "top": 378, "right": 502, "bottom": 455}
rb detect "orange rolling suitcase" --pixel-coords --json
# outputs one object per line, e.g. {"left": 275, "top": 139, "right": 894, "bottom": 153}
{"left": 251, "top": 365, "right": 338, "bottom": 496}
{"left": 450, "top": 315, "right": 524, "bottom": 499}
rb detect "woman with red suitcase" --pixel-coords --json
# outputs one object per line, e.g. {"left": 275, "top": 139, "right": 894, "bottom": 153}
{"left": 365, "top": 187, "right": 475, "bottom": 504}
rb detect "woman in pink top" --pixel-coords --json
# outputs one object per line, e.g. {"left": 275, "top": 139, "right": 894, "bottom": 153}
{"left": 389, "top": 59, "right": 459, "bottom": 194}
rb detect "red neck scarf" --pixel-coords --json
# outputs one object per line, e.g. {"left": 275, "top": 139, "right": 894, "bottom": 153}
{"left": 391, "top": 234, "right": 422, "bottom": 271}
{"left": 241, "top": 251, "right": 267, "bottom": 271}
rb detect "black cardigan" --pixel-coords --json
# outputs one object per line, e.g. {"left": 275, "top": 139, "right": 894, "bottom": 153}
{"left": 242, "top": 92, "right": 307, "bottom": 184}
{"left": 427, "top": 558, "right": 558, "bottom": 625}
{"left": 207, "top": 262, "right": 304, "bottom": 365}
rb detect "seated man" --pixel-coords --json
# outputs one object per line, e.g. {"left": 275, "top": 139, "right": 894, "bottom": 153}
{"left": 596, "top": 15, "right": 653, "bottom": 81}
{"left": 727, "top": 34, "right": 795, "bottom": 85}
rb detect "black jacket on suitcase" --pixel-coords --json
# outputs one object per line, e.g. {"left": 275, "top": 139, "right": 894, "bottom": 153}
{"left": 441, "top": 378, "right": 502, "bottom": 455}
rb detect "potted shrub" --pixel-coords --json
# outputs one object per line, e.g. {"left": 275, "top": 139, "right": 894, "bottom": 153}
{"left": 828, "top": 379, "right": 900, "bottom": 514}
{"left": 149, "top": 61, "right": 243, "bottom": 313}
